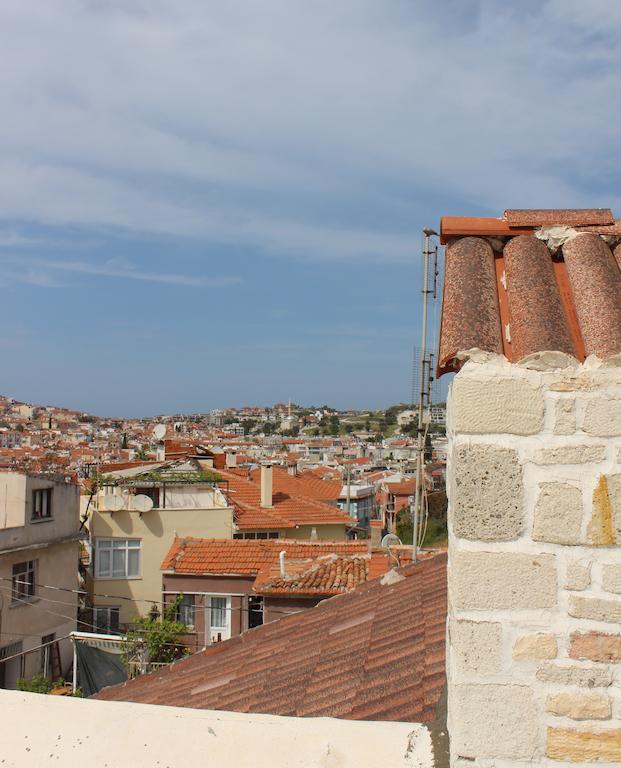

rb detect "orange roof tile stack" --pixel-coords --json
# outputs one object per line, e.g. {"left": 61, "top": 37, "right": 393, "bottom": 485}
{"left": 438, "top": 209, "right": 621, "bottom": 376}
{"left": 256, "top": 555, "right": 370, "bottom": 595}
{"left": 96, "top": 553, "right": 447, "bottom": 723}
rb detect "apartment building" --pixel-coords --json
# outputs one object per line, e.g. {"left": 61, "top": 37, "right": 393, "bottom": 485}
{"left": 86, "top": 459, "right": 235, "bottom": 629}
{"left": 0, "top": 472, "right": 81, "bottom": 688}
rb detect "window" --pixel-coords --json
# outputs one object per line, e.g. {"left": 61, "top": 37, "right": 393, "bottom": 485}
{"left": 32, "top": 488, "right": 53, "bottom": 521}
{"left": 12, "top": 561, "right": 35, "bottom": 602}
{"left": 176, "top": 594, "right": 195, "bottom": 628}
{"left": 248, "top": 596, "right": 263, "bottom": 630}
{"left": 210, "top": 597, "right": 228, "bottom": 630}
{"left": 233, "top": 531, "right": 279, "bottom": 540}
{"left": 93, "top": 606, "right": 120, "bottom": 634}
{"left": 95, "top": 539, "right": 141, "bottom": 579}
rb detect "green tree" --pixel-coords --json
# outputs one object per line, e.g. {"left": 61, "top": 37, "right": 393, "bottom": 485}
{"left": 17, "top": 674, "right": 54, "bottom": 694}
{"left": 124, "top": 597, "right": 188, "bottom": 667}
{"left": 282, "top": 425, "right": 300, "bottom": 437}
{"left": 395, "top": 506, "right": 413, "bottom": 544}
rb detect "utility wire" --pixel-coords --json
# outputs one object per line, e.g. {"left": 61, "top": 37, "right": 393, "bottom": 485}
{"left": 0, "top": 586, "right": 101, "bottom": 634}
{"left": 0, "top": 579, "right": 302, "bottom": 619}
{"left": 0, "top": 634, "right": 72, "bottom": 665}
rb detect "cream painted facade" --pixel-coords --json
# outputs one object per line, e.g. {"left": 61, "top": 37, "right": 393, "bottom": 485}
{"left": 87, "top": 483, "right": 235, "bottom": 625}
{"left": 0, "top": 473, "right": 81, "bottom": 688}
{"left": 281, "top": 524, "right": 348, "bottom": 540}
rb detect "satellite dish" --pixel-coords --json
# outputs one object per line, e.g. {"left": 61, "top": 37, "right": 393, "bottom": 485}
{"left": 103, "top": 495, "right": 123, "bottom": 512}
{"left": 153, "top": 424, "right": 166, "bottom": 440}
{"left": 381, "top": 533, "right": 402, "bottom": 548}
{"left": 132, "top": 494, "right": 154, "bottom": 513}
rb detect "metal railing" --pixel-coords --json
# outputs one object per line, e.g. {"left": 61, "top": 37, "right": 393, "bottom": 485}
{"left": 127, "top": 661, "right": 170, "bottom": 679}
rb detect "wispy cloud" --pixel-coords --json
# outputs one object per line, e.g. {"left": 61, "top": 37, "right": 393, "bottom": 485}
{"left": 0, "top": 254, "right": 239, "bottom": 288}
{"left": 0, "top": 2, "right": 617, "bottom": 261}
{"left": 30, "top": 258, "right": 240, "bottom": 287}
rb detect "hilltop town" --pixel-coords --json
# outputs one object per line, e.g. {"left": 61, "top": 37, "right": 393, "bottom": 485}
{"left": 0, "top": 393, "right": 447, "bottom": 523}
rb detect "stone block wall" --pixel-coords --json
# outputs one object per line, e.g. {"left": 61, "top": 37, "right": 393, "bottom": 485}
{"left": 446, "top": 354, "right": 621, "bottom": 766}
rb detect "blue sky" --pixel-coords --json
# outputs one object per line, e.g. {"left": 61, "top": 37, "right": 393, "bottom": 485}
{"left": 0, "top": 1, "right": 619, "bottom": 416}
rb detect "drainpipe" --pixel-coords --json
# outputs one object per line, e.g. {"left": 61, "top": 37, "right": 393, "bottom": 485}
{"left": 72, "top": 636, "right": 77, "bottom": 693}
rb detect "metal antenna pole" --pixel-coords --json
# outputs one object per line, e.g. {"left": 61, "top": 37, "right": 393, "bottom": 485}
{"left": 412, "top": 228, "right": 437, "bottom": 557}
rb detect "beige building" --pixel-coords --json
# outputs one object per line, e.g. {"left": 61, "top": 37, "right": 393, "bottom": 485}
{"left": 86, "top": 461, "right": 235, "bottom": 628}
{"left": 0, "top": 472, "right": 81, "bottom": 688}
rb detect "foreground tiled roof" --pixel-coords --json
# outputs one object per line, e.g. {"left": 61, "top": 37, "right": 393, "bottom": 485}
{"left": 438, "top": 209, "right": 621, "bottom": 375}
{"left": 96, "top": 553, "right": 447, "bottom": 722}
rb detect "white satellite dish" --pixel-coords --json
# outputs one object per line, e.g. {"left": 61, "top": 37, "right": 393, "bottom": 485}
{"left": 103, "top": 495, "right": 123, "bottom": 512}
{"left": 153, "top": 424, "right": 166, "bottom": 440}
{"left": 132, "top": 494, "right": 154, "bottom": 513}
{"left": 381, "top": 533, "right": 402, "bottom": 548}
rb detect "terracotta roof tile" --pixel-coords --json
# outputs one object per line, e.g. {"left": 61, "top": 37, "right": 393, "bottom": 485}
{"left": 217, "top": 468, "right": 354, "bottom": 530}
{"left": 161, "top": 537, "right": 369, "bottom": 577}
{"left": 438, "top": 210, "right": 621, "bottom": 375}
{"left": 256, "top": 554, "right": 371, "bottom": 595}
{"left": 384, "top": 480, "right": 417, "bottom": 495}
{"left": 95, "top": 553, "right": 448, "bottom": 723}
{"left": 504, "top": 208, "right": 613, "bottom": 227}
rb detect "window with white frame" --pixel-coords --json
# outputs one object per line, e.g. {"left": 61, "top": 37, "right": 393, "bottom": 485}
{"left": 12, "top": 560, "right": 36, "bottom": 602}
{"left": 95, "top": 539, "right": 141, "bottom": 579}
{"left": 232, "top": 531, "right": 279, "bottom": 540}
{"left": 93, "top": 606, "right": 120, "bottom": 634}
{"left": 210, "top": 596, "right": 228, "bottom": 630}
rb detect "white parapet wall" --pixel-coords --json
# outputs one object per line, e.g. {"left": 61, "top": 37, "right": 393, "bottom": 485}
{"left": 0, "top": 689, "right": 434, "bottom": 768}
{"left": 446, "top": 353, "right": 621, "bottom": 767}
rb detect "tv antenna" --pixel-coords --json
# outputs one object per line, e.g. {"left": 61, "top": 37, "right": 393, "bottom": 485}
{"left": 102, "top": 495, "right": 123, "bottom": 512}
{"left": 381, "top": 533, "right": 402, "bottom": 548}
{"left": 411, "top": 227, "right": 439, "bottom": 561}
{"left": 132, "top": 494, "right": 154, "bottom": 514}
{"left": 152, "top": 424, "right": 166, "bottom": 440}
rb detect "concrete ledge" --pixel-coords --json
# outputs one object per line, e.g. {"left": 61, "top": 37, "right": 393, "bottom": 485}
{"left": 0, "top": 690, "right": 434, "bottom": 768}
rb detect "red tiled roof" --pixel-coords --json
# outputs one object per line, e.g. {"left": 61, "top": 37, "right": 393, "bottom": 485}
{"left": 438, "top": 209, "right": 621, "bottom": 375}
{"left": 218, "top": 468, "right": 354, "bottom": 531}
{"left": 240, "top": 466, "right": 343, "bottom": 503}
{"left": 161, "top": 537, "right": 369, "bottom": 576}
{"left": 256, "top": 554, "right": 369, "bottom": 595}
{"left": 384, "top": 481, "right": 417, "bottom": 495}
{"left": 96, "top": 553, "right": 448, "bottom": 722}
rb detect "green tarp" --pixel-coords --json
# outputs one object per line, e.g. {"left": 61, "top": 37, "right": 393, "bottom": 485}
{"left": 76, "top": 641, "right": 127, "bottom": 697}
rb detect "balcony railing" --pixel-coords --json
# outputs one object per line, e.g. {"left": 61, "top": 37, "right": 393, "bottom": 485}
{"left": 127, "top": 661, "right": 171, "bottom": 679}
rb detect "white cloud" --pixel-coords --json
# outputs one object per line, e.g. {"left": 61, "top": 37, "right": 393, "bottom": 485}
{"left": 0, "top": 252, "right": 239, "bottom": 287}
{"left": 0, "top": 1, "right": 618, "bottom": 260}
